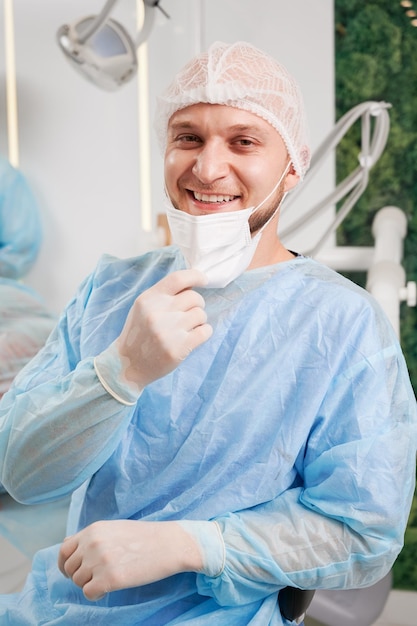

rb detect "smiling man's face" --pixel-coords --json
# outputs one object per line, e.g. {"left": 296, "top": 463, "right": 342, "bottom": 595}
{"left": 164, "top": 103, "right": 297, "bottom": 228}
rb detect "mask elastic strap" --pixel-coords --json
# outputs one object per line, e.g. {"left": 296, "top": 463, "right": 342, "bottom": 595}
{"left": 251, "top": 161, "right": 291, "bottom": 236}
{"left": 252, "top": 160, "right": 291, "bottom": 213}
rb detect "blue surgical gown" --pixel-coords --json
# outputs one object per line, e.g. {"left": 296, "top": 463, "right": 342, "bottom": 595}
{"left": 0, "top": 278, "right": 56, "bottom": 497}
{"left": 0, "top": 278, "right": 56, "bottom": 400}
{"left": 0, "top": 156, "right": 42, "bottom": 280}
{"left": 0, "top": 247, "right": 416, "bottom": 625}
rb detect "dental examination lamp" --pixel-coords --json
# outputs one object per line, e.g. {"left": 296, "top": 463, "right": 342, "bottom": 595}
{"left": 56, "top": 0, "right": 167, "bottom": 91}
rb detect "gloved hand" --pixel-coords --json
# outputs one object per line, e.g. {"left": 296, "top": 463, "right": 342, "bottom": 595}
{"left": 58, "top": 519, "right": 206, "bottom": 601}
{"left": 116, "top": 268, "right": 212, "bottom": 388}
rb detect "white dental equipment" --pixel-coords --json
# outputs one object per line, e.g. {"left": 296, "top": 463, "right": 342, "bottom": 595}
{"left": 56, "top": 0, "right": 166, "bottom": 91}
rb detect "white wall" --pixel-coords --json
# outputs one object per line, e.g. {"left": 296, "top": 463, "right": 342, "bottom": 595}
{"left": 1, "top": 0, "right": 335, "bottom": 314}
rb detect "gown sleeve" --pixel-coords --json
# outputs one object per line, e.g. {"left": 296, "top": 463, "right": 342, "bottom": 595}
{"left": 195, "top": 330, "right": 417, "bottom": 606}
{"left": 0, "top": 272, "right": 140, "bottom": 504}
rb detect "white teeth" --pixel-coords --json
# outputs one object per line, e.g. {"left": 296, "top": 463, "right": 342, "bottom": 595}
{"left": 194, "top": 192, "right": 236, "bottom": 203}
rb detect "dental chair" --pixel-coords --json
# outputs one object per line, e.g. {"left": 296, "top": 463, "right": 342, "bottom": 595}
{"left": 279, "top": 586, "right": 316, "bottom": 624}
{"left": 305, "top": 571, "right": 392, "bottom": 625}
{"left": 279, "top": 571, "right": 392, "bottom": 626}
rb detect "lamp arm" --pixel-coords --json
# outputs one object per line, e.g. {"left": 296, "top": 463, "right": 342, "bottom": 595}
{"left": 144, "top": 0, "right": 170, "bottom": 19}
{"left": 135, "top": 1, "right": 158, "bottom": 48}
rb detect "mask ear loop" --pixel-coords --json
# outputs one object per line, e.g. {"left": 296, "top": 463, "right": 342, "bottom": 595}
{"left": 250, "top": 160, "right": 292, "bottom": 236}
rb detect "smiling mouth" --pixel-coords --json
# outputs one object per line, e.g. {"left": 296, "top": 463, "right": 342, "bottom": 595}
{"left": 192, "top": 191, "right": 238, "bottom": 203}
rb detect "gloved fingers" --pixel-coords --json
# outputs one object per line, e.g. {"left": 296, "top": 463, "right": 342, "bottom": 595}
{"left": 58, "top": 535, "right": 82, "bottom": 579}
{"left": 156, "top": 269, "right": 208, "bottom": 296}
{"left": 167, "top": 288, "right": 206, "bottom": 314}
{"left": 58, "top": 532, "right": 107, "bottom": 600}
{"left": 136, "top": 276, "right": 206, "bottom": 319}
{"left": 182, "top": 305, "right": 209, "bottom": 332}
{"left": 71, "top": 562, "right": 93, "bottom": 590}
{"left": 81, "top": 577, "right": 107, "bottom": 602}
{"left": 185, "top": 322, "right": 213, "bottom": 356}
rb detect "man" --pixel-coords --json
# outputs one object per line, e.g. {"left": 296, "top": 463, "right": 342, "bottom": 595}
{"left": 0, "top": 41, "right": 416, "bottom": 625}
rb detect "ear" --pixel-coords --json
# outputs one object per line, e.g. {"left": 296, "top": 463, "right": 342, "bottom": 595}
{"left": 284, "top": 163, "right": 300, "bottom": 192}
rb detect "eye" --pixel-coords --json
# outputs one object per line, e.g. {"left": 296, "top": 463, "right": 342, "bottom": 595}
{"left": 236, "top": 138, "right": 254, "bottom": 146}
{"left": 232, "top": 136, "right": 261, "bottom": 150}
{"left": 176, "top": 134, "right": 201, "bottom": 145}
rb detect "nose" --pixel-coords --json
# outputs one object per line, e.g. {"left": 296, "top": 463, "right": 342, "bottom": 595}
{"left": 191, "top": 141, "right": 230, "bottom": 184}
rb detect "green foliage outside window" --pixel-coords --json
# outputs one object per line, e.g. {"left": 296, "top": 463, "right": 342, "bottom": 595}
{"left": 335, "top": 0, "right": 417, "bottom": 591}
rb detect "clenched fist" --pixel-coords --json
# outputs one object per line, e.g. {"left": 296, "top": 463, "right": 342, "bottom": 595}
{"left": 58, "top": 520, "right": 203, "bottom": 601}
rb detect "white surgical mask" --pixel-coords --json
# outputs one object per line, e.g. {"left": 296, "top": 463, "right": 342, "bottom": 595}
{"left": 166, "top": 162, "right": 290, "bottom": 288}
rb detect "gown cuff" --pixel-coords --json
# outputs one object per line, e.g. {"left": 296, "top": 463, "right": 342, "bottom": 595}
{"left": 177, "top": 520, "right": 225, "bottom": 578}
{"left": 94, "top": 342, "right": 143, "bottom": 406}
